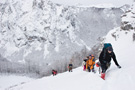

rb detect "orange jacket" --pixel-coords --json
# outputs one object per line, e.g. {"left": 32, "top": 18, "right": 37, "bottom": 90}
{"left": 86, "top": 57, "right": 95, "bottom": 70}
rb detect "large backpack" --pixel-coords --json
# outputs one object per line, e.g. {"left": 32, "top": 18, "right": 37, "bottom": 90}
{"left": 102, "top": 43, "right": 113, "bottom": 59}
{"left": 103, "top": 43, "right": 112, "bottom": 50}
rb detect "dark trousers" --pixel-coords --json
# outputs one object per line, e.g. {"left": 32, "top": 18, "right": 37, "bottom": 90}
{"left": 101, "top": 63, "right": 111, "bottom": 73}
{"left": 88, "top": 66, "right": 90, "bottom": 72}
{"left": 69, "top": 67, "right": 72, "bottom": 72}
{"left": 88, "top": 66, "right": 94, "bottom": 72}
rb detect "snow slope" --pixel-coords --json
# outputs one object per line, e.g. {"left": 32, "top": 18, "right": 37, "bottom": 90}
{"left": 9, "top": 27, "right": 135, "bottom": 90}
{"left": 0, "top": 74, "right": 34, "bottom": 90}
{"left": 8, "top": 3, "right": 135, "bottom": 89}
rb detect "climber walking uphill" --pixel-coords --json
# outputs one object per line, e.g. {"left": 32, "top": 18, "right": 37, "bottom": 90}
{"left": 52, "top": 70, "right": 57, "bottom": 76}
{"left": 68, "top": 62, "right": 73, "bottom": 72}
{"left": 99, "top": 43, "right": 121, "bottom": 80}
{"left": 86, "top": 55, "right": 95, "bottom": 72}
{"left": 82, "top": 56, "right": 89, "bottom": 71}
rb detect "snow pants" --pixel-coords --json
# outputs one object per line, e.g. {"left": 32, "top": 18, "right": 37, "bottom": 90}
{"left": 69, "top": 66, "right": 72, "bottom": 72}
{"left": 88, "top": 66, "right": 95, "bottom": 72}
{"left": 101, "top": 63, "right": 111, "bottom": 73}
{"left": 83, "top": 65, "right": 86, "bottom": 70}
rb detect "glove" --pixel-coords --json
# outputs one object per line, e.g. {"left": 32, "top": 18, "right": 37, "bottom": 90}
{"left": 117, "top": 65, "right": 121, "bottom": 68}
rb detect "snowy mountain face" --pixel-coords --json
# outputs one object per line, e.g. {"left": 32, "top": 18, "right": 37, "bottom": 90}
{"left": 0, "top": 0, "right": 126, "bottom": 77}
{"left": 1, "top": 2, "right": 135, "bottom": 90}
{"left": 76, "top": 7, "right": 123, "bottom": 47}
{"left": 121, "top": 4, "right": 135, "bottom": 31}
{"left": 103, "top": 2, "right": 135, "bottom": 55}
{"left": 104, "top": 2, "right": 135, "bottom": 43}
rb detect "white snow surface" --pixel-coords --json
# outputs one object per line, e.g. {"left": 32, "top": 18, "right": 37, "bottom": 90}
{"left": 1, "top": 2, "right": 135, "bottom": 90}
{"left": 0, "top": 74, "right": 34, "bottom": 90}
{"left": 6, "top": 27, "right": 135, "bottom": 90}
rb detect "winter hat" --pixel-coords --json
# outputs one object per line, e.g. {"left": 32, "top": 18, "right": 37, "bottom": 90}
{"left": 108, "top": 46, "right": 113, "bottom": 51}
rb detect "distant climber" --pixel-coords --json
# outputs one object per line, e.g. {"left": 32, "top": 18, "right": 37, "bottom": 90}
{"left": 68, "top": 62, "right": 73, "bottom": 72}
{"left": 52, "top": 70, "right": 57, "bottom": 76}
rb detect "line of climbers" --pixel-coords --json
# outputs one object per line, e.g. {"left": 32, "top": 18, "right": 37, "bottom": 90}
{"left": 52, "top": 43, "right": 121, "bottom": 80}
{"left": 82, "top": 43, "right": 121, "bottom": 80}
{"left": 52, "top": 62, "right": 73, "bottom": 76}
{"left": 52, "top": 54, "right": 95, "bottom": 76}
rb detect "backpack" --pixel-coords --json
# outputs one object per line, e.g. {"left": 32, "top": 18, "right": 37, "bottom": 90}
{"left": 102, "top": 43, "right": 113, "bottom": 59}
{"left": 92, "top": 56, "right": 95, "bottom": 62}
{"left": 103, "top": 43, "right": 112, "bottom": 50}
{"left": 69, "top": 64, "right": 72, "bottom": 67}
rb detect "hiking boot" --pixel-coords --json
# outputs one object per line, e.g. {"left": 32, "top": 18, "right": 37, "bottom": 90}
{"left": 92, "top": 69, "right": 96, "bottom": 73}
{"left": 101, "top": 73, "right": 105, "bottom": 80}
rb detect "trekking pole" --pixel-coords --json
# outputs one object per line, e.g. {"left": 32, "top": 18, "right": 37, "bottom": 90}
{"left": 89, "top": 65, "right": 91, "bottom": 72}
{"left": 99, "top": 67, "right": 101, "bottom": 74}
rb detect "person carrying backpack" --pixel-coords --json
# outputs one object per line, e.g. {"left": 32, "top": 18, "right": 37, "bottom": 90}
{"left": 68, "top": 62, "right": 73, "bottom": 72}
{"left": 82, "top": 56, "right": 89, "bottom": 71}
{"left": 86, "top": 55, "right": 95, "bottom": 72}
{"left": 99, "top": 43, "right": 121, "bottom": 80}
{"left": 52, "top": 70, "right": 57, "bottom": 76}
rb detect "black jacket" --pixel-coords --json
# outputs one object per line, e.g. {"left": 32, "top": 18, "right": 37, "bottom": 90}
{"left": 99, "top": 49, "right": 119, "bottom": 66}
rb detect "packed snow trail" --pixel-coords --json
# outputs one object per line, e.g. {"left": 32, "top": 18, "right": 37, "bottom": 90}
{"left": 9, "top": 65, "right": 135, "bottom": 90}
{"left": 0, "top": 75, "right": 34, "bottom": 90}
